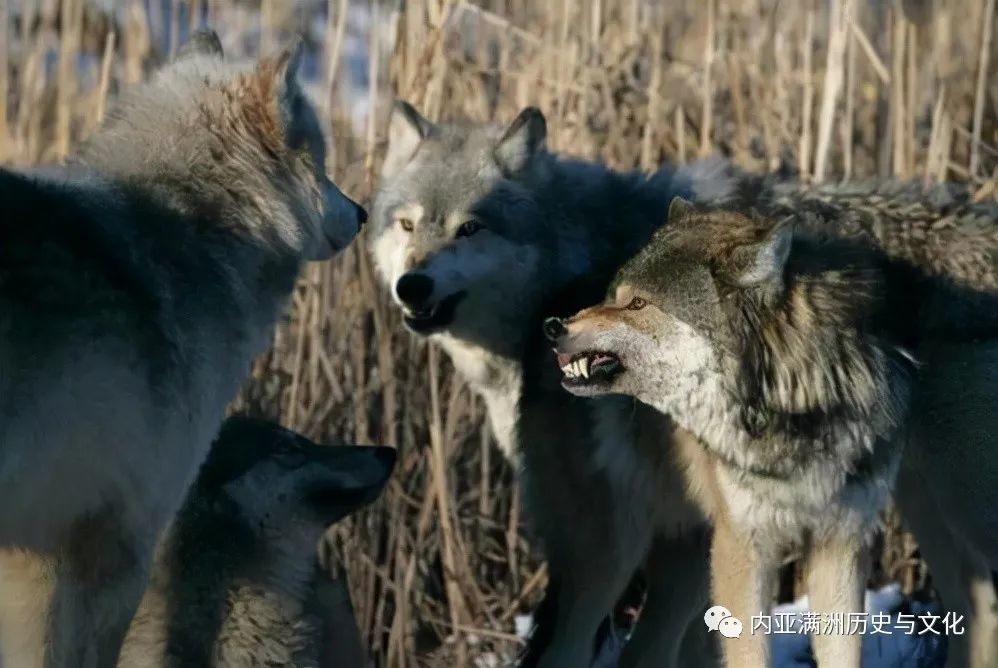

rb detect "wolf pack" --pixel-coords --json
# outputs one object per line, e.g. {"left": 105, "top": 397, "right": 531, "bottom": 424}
{"left": 0, "top": 29, "right": 995, "bottom": 668}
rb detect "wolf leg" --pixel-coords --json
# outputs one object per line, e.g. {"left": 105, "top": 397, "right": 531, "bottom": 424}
{"left": 805, "top": 537, "right": 868, "bottom": 668}
{"left": 619, "top": 527, "right": 714, "bottom": 668}
{"left": 533, "top": 525, "right": 650, "bottom": 668}
{"left": 522, "top": 455, "right": 652, "bottom": 668}
{"left": 899, "top": 340, "right": 998, "bottom": 667}
{"left": 961, "top": 567, "right": 998, "bottom": 668}
{"left": 0, "top": 548, "right": 55, "bottom": 668}
{"left": 709, "top": 518, "right": 773, "bottom": 668}
{"left": 896, "top": 464, "right": 998, "bottom": 668}
{"left": 47, "top": 509, "right": 151, "bottom": 667}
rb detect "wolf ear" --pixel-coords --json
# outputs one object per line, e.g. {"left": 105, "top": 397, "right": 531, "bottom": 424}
{"left": 175, "top": 29, "right": 224, "bottom": 61}
{"left": 725, "top": 218, "right": 794, "bottom": 287}
{"left": 382, "top": 101, "right": 434, "bottom": 177}
{"left": 273, "top": 40, "right": 305, "bottom": 108}
{"left": 259, "top": 40, "right": 315, "bottom": 148}
{"left": 667, "top": 197, "right": 696, "bottom": 225}
{"left": 494, "top": 107, "right": 547, "bottom": 176}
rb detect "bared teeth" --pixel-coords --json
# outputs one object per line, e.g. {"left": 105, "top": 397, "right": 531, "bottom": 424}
{"left": 559, "top": 352, "right": 617, "bottom": 381}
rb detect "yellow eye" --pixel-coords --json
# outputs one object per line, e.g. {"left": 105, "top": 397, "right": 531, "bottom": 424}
{"left": 397, "top": 218, "right": 414, "bottom": 232}
{"left": 626, "top": 297, "right": 647, "bottom": 310}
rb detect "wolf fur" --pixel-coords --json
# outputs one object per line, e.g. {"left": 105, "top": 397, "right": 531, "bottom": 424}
{"left": 550, "top": 178, "right": 998, "bottom": 667}
{"left": 369, "top": 101, "right": 727, "bottom": 667}
{"left": 0, "top": 31, "right": 365, "bottom": 667}
{"left": 728, "top": 178, "right": 998, "bottom": 668}
{"left": 119, "top": 417, "right": 394, "bottom": 667}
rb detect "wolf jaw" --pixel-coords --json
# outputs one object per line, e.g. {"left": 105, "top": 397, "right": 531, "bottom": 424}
{"left": 556, "top": 350, "right": 622, "bottom": 386}
{"left": 401, "top": 290, "right": 467, "bottom": 333}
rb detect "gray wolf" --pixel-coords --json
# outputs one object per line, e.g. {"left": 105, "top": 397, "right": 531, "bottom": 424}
{"left": 119, "top": 416, "right": 395, "bottom": 667}
{"left": 548, "top": 180, "right": 998, "bottom": 667}
{"left": 0, "top": 31, "right": 365, "bottom": 667}
{"left": 369, "top": 100, "right": 727, "bottom": 667}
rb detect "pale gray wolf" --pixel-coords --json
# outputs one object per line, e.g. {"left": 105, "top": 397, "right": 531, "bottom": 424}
{"left": 369, "top": 101, "right": 729, "bottom": 667}
{"left": 548, "top": 180, "right": 998, "bottom": 667}
{"left": 0, "top": 31, "right": 365, "bottom": 667}
{"left": 119, "top": 416, "right": 395, "bottom": 667}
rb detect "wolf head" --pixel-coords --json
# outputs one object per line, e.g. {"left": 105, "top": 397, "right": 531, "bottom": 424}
{"left": 369, "top": 101, "right": 558, "bottom": 347}
{"left": 197, "top": 416, "right": 395, "bottom": 551}
{"left": 545, "top": 198, "right": 785, "bottom": 412}
{"left": 548, "top": 198, "right": 910, "bottom": 448}
{"left": 120, "top": 419, "right": 393, "bottom": 666}
{"left": 79, "top": 29, "right": 365, "bottom": 261}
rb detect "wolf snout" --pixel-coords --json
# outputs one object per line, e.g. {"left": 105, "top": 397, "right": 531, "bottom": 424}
{"left": 352, "top": 200, "right": 368, "bottom": 227}
{"left": 543, "top": 317, "right": 567, "bottom": 342}
{"left": 396, "top": 272, "right": 435, "bottom": 308}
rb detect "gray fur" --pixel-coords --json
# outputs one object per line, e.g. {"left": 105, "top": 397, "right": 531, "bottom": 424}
{"left": 0, "top": 31, "right": 364, "bottom": 667}
{"left": 553, "top": 176, "right": 998, "bottom": 667}
{"left": 369, "top": 102, "right": 727, "bottom": 667}
{"left": 119, "top": 417, "right": 394, "bottom": 668}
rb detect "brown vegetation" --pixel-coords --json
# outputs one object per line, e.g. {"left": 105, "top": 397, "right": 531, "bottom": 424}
{"left": 3, "top": 0, "right": 995, "bottom": 665}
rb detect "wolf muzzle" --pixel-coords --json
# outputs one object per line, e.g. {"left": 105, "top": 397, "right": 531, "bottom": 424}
{"left": 395, "top": 272, "right": 434, "bottom": 308}
{"left": 543, "top": 317, "right": 567, "bottom": 342}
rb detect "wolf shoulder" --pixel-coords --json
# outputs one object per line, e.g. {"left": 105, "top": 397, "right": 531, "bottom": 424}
{"left": 0, "top": 167, "right": 245, "bottom": 353}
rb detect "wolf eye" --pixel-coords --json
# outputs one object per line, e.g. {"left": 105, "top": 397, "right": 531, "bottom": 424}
{"left": 626, "top": 297, "right": 647, "bottom": 310}
{"left": 455, "top": 220, "right": 483, "bottom": 238}
{"left": 397, "top": 218, "right": 414, "bottom": 232}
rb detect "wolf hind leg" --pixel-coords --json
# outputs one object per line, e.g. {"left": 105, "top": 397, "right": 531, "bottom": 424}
{"left": 619, "top": 526, "right": 715, "bottom": 668}
{"left": 895, "top": 464, "right": 998, "bottom": 668}
{"left": 961, "top": 566, "right": 998, "bottom": 668}
{"left": 0, "top": 548, "right": 56, "bottom": 668}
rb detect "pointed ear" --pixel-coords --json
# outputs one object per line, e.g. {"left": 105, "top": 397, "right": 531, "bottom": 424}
{"left": 494, "top": 107, "right": 546, "bottom": 175}
{"left": 273, "top": 39, "right": 305, "bottom": 109}
{"left": 667, "top": 197, "right": 696, "bottom": 225}
{"left": 258, "top": 40, "right": 319, "bottom": 150}
{"left": 175, "top": 29, "right": 223, "bottom": 61}
{"left": 726, "top": 218, "right": 794, "bottom": 287}
{"left": 382, "top": 101, "right": 434, "bottom": 177}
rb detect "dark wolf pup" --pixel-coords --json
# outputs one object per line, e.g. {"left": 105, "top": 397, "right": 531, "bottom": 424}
{"left": 0, "top": 31, "right": 365, "bottom": 667}
{"left": 370, "top": 101, "right": 731, "bottom": 667}
{"left": 549, "top": 181, "right": 998, "bottom": 667}
{"left": 120, "top": 417, "right": 395, "bottom": 667}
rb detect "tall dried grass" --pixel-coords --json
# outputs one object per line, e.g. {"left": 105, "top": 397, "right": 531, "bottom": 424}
{"left": 3, "top": 1, "right": 996, "bottom": 665}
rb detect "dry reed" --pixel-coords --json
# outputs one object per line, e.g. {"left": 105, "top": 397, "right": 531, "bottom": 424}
{"left": 2, "top": 1, "right": 996, "bottom": 665}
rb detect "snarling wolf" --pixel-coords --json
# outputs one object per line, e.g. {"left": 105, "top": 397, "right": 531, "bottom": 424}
{"left": 369, "top": 101, "right": 730, "bottom": 667}
{"left": 550, "top": 180, "right": 998, "bottom": 667}
{"left": 119, "top": 417, "right": 394, "bottom": 667}
{"left": 0, "top": 31, "right": 365, "bottom": 667}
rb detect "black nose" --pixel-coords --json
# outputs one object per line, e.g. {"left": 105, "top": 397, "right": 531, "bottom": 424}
{"left": 354, "top": 201, "right": 368, "bottom": 226}
{"left": 543, "top": 317, "right": 567, "bottom": 342}
{"left": 396, "top": 273, "right": 434, "bottom": 307}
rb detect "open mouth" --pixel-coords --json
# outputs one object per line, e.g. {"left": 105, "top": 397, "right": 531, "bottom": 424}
{"left": 402, "top": 291, "right": 466, "bottom": 334}
{"left": 556, "top": 350, "right": 623, "bottom": 387}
